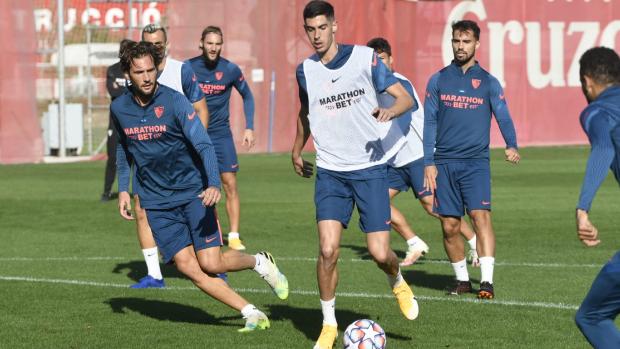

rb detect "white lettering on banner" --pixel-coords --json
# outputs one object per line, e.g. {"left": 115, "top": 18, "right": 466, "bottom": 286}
{"left": 33, "top": 5, "right": 162, "bottom": 32}
{"left": 444, "top": 0, "right": 619, "bottom": 89}
{"left": 34, "top": 9, "right": 51, "bottom": 32}
{"left": 525, "top": 22, "right": 565, "bottom": 89}
{"left": 105, "top": 8, "right": 124, "bottom": 28}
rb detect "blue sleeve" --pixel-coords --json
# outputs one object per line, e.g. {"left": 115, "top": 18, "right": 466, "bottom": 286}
{"left": 423, "top": 73, "right": 440, "bottom": 166}
{"left": 489, "top": 77, "right": 518, "bottom": 149}
{"left": 174, "top": 94, "right": 221, "bottom": 190}
{"left": 181, "top": 63, "right": 205, "bottom": 104}
{"left": 111, "top": 108, "right": 131, "bottom": 193}
{"left": 371, "top": 53, "right": 398, "bottom": 94}
{"left": 296, "top": 63, "right": 308, "bottom": 109}
{"left": 231, "top": 65, "right": 255, "bottom": 130}
{"left": 577, "top": 109, "right": 615, "bottom": 211}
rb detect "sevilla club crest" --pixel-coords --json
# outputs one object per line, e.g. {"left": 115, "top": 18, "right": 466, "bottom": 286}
{"left": 471, "top": 79, "right": 481, "bottom": 89}
{"left": 154, "top": 106, "right": 164, "bottom": 118}
{"left": 215, "top": 71, "right": 224, "bottom": 80}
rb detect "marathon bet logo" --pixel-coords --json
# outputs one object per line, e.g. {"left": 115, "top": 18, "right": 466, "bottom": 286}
{"left": 319, "top": 88, "right": 366, "bottom": 110}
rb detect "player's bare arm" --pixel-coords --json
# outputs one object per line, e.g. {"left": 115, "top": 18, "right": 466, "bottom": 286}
{"left": 291, "top": 105, "right": 314, "bottom": 178}
{"left": 118, "top": 191, "right": 135, "bottom": 220}
{"left": 193, "top": 97, "right": 210, "bottom": 129}
{"left": 372, "top": 82, "right": 414, "bottom": 122}
{"left": 505, "top": 147, "right": 520, "bottom": 164}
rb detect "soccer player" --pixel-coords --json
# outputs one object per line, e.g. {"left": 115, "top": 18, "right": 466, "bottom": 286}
{"left": 112, "top": 41, "right": 288, "bottom": 332}
{"left": 423, "top": 20, "right": 520, "bottom": 299}
{"left": 292, "top": 2, "right": 419, "bottom": 349}
{"left": 101, "top": 39, "right": 133, "bottom": 202}
{"left": 187, "top": 26, "right": 256, "bottom": 251}
{"left": 573, "top": 46, "right": 620, "bottom": 348}
{"left": 366, "top": 37, "right": 479, "bottom": 267}
{"left": 127, "top": 24, "right": 211, "bottom": 288}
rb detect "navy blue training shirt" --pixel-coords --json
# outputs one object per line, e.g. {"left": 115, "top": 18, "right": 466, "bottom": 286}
{"left": 577, "top": 85, "right": 620, "bottom": 211}
{"left": 423, "top": 61, "right": 518, "bottom": 165}
{"left": 186, "top": 56, "right": 255, "bottom": 136}
{"left": 112, "top": 84, "right": 221, "bottom": 209}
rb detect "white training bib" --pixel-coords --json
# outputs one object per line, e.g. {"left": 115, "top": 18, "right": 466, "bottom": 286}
{"left": 304, "top": 45, "right": 404, "bottom": 171}
{"left": 378, "top": 72, "right": 425, "bottom": 167}
{"left": 158, "top": 57, "right": 184, "bottom": 94}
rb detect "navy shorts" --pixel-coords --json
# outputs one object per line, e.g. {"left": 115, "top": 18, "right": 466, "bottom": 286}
{"left": 388, "top": 158, "right": 433, "bottom": 199}
{"left": 434, "top": 160, "right": 491, "bottom": 217}
{"left": 145, "top": 198, "right": 222, "bottom": 263}
{"left": 211, "top": 132, "right": 239, "bottom": 173}
{"left": 315, "top": 164, "right": 391, "bottom": 233}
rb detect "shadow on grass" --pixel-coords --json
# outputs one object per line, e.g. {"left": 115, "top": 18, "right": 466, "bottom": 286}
{"left": 112, "top": 260, "right": 185, "bottom": 282}
{"left": 337, "top": 245, "right": 483, "bottom": 293}
{"left": 266, "top": 304, "right": 412, "bottom": 342}
{"left": 105, "top": 297, "right": 238, "bottom": 327}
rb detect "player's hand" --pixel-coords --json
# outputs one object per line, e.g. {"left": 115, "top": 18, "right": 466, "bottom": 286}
{"left": 576, "top": 209, "right": 601, "bottom": 247}
{"left": 118, "top": 191, "right": 135, "bottom": 221}
{"left": 424, "top": 165, "right": 438, "bottom": 194}
{"left": 371, "top": 107, "right": 396, "bottom": 122}
{"left": 242, "top": 129, "right": 255, "bottom": 150}
{"left": 505, "top": 147, "right": 520, "bottom": 164}
{"left": 199, "top": 186, "right": 221, "bottom": 207}
{"left": 292, "top": 155, "right": 314, "bottom": 178}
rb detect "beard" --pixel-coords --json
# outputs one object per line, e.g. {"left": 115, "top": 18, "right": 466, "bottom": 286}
{"left": 453, "top": 50, "right": 475, "bottom": 66}
{"left": 203, "top": 51, "right": 220, "bottom": 69}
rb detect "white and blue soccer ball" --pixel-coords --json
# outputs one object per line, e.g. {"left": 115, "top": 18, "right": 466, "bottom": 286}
{"left": 343, "top": 319, "right": 386, "bottom": 349}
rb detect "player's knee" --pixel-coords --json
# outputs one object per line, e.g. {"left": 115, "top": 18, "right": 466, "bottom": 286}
{"left": 469, "top": 211, "right": 491, "bottom": 228}
{"left": 441, "top": 220, "right": 460, "bottom": 236}
{"left": 369, "top": 248, "right": 390, "bottom": 264}
{"left": 319, "top": 245, "right": 339, "bottom": 263}
{"left": 198, "top": 257, "right": 226, "bottom": 274}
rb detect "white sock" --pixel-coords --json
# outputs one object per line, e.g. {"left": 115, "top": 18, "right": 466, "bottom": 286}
{"left": 253, "top": 253, "right": 268, "bottom": 276}
{"left": 142, "top": 247, "right": 162, "bottom": 280}
{"left": 467, "top": 236, "right": 477, "bottom": 250}
{"left": 387, "top": 269, "right": 405, "bottom": 288}
{"left": 241, "top": 304, "right": 258, "bottom": 317}
{"left": 451, "top": 259, "right": 469, "bottom": 282}
{"left": 406, "top": 236, "right": 422, "bottom": 247}
{"left": 479, "top": 256, "right": 495, "bottom": 283}
{"left": 229, "top": 232, "right": 240, "bottom": 240}
{"left": 320, "top": 298, "right": 337, "bottom": 326}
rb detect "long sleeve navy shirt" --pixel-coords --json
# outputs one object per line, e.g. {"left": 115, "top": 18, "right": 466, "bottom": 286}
{"left": 111, "top": 85, "right": 220, "bottom": 209}
{"left": 577, "top": 85, "right": 620, "bottom": 211}
{"left": 423, "top": 61, "right": 518, "bottom": 165}
{"left": 187, "top": 56, "right": 255, "bottom": 136}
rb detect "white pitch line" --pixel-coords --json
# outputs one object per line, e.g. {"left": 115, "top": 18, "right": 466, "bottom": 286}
{"left": 0, "top": 275, "right": 578, "bottom": 311}
{"left": 0, "top": 256, "right": 604, "bottom": 269}
{"left": 275, "top": 257, "right": 603, "bottom": 269}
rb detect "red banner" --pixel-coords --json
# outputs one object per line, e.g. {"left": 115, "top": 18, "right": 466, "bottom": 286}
{"left": 166, "top": 0, "right": 620, "bottom": 153}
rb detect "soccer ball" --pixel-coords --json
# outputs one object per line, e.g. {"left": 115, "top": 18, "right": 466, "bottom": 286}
{"left": 343, "top": 319, "right": 386, "bottom": 349}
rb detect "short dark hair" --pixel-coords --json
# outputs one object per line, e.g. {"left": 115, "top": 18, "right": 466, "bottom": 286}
{"left": 303, "top": 0, "right": 334, "bottom": 21}
{"left": 452, "top": 20, "right": 480, "bottom": 40}
{"left": 201, "top": 25, "right": 224, "bottom": 42}
{"left": 119, "top": 41, "right": 163, "bottom": 73}
{"left": 579, "top": 47, "right": 620, "bottom": 85}
{"left": 141, "top": 23, "right": 167, "bottom": 42}
{"left": 367, "top": 37, "right": 392, "bottom": 56}
{"left": 117, "top": 39, "right": 134, "bottom": 59}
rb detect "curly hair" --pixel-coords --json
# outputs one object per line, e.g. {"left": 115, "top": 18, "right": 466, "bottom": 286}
{"left": 579, "top": 47, "right": 620, "bottom": 85}
{"left": 119, "top": 41, "right": 163, "bottom": 74}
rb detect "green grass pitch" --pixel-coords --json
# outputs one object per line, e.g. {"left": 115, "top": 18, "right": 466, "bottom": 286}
{"left": 1, "top": 146, "right": 619, "bottom": 348}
